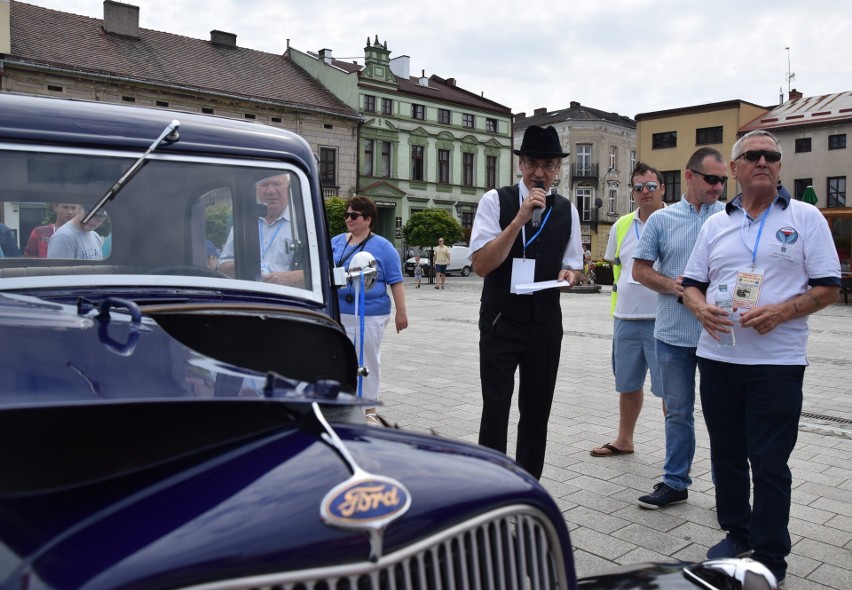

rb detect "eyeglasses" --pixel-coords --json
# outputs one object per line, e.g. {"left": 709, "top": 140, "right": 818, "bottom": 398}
{"left": 736, "top": 150, "right": 782, "bottom": 163}
{"left": 344, "top": 211, "right": 365, "bottom": 220}
{"left": 632, "top": 182, "right": 659, "bottom": 193}
{"left": 689, "top": 169, "right": 728, "bottom": 185}
{"left": 523, "top": 160, "right": 559, "bottom": 172}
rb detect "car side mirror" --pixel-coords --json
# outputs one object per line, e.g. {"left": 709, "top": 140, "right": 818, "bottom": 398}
{"left": 345, "top": 251, "right": 378, "bottom": 291}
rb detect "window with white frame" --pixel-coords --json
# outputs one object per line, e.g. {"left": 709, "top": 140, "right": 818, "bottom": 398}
{"left": 576, "top": 187, "right": 592, "bottom": 222}
{"left": 576, "top": 144, "right": 592, "bottom": 175}
{"left": 363, "top": 139, "right": 374, "bottom": 175}
{"left": 608, "top": 186, "right": 617, "bottom": 214}
{"left": 609, "top": 146, "right": 617, "bottom": 170}
{"left": 630, "top": 150, "right": 636, "bottom": 174}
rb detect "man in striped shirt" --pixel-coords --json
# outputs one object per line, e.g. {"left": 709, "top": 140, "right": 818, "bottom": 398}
{"left": 631, "top": 147, "right": 727, "bottom": 509}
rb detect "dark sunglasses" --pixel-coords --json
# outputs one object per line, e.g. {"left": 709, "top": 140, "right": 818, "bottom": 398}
{"left": 736, "top": 150, "right": 782, "bottom": 163}
{"left": 689, "top": 169, "right": 728, "bottom": 185}
{"left": 344, "top": 211, "right": 365, "bottom": 220}
{"left": 632, "top": 182, "right": 659, "bottom": 193}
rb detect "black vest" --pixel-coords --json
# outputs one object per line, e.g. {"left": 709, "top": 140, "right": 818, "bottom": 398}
{"left": 481, "top": 185, "right": 573, "bottom": 322}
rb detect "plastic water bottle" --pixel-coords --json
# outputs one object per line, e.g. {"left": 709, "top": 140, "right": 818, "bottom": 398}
{"left": 715, "top": 284, "right": 735, "bottom": 348}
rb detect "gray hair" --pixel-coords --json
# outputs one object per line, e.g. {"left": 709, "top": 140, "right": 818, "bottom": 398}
{"left": 732, "top": 130, "right": 782, "bottom": 161}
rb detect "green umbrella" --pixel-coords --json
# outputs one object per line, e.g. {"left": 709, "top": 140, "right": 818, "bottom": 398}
{"left": 802, "top": 185, "right": 819, "bottom": 206}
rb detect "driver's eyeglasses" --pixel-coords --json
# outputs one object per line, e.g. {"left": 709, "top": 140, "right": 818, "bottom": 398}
{"left": 689, "top": 169, "right": 728, "bottom": 185}
{"left": 736, "top": 150, "right": 782, "bottom": 163}
{"left": 344, "top": 211, "right": 365, "bottom": 220}
{"left": 523, "top": 160, "right": 559, "bottom": 172}
{"left": 632, "top": 182, "right": 659, "bottom": 193}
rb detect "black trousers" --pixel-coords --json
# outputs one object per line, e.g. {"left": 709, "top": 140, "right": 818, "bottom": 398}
{"left": 478, "top": 305, "right": 563, "bottom": 479}
{"left": 698, "top": 358, "right": 804, "bottom": 581}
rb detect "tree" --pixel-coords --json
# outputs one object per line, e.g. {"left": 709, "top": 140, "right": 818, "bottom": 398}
{"left": 204, "top": 204, "right": 233, "bottom": 249}
{"left": 402, "top": 209, "right": 463, "bottom": 248}
{"left": 324, "top": 196, "right": 348, "bottom": 238}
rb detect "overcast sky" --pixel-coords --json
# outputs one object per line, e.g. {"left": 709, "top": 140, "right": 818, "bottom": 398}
{"left": 22, "top": 0, "right": 852, "bottom": 119}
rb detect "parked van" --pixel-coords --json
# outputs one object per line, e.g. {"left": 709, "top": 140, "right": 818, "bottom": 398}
{"left": 404, "top": 245, "right": 472, "bottom": 277}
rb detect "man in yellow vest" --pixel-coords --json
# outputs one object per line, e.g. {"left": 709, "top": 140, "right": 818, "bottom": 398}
{"left": 591, "top": 163, "right": 665, "bottom": 457}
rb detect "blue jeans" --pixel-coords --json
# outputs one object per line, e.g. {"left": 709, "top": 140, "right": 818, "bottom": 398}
{"left": 655, "top": 340, "right": 697, "bottom": 491}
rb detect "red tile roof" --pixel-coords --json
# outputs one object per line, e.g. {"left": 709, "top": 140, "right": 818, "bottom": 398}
{"left": 741, "top": 91, "right": 852, "bottom": 131}
{"left": 7, "top": 1, "right": 358, "bottom": 119}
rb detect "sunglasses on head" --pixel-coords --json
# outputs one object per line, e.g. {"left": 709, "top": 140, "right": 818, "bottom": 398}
{"left": 689, "top": 169, "right": 728, "bottom": 185}
{"left": 736, "top": 150, "right": 782, "bottom": 163}
{"left": 344, "top": 211, "right": 365, "bottom": 220}
{"left": 632, "top": 182, "right": 659, "bottom": 193}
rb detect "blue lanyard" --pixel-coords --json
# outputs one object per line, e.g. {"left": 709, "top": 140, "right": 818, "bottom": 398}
{"left": 259, "top": 218, "right": 284, "bottom": 260}
{"left": 743, "top": 200, "right": 775, "bottom": 269}
{"left": 633, "top": 216, "right": 641, "bottom": 241}
{"left": 523, "top": 207, "right": 553, "bottom": 254}
{"left": 356, "top": 272, "right": 366, "bottom": 398}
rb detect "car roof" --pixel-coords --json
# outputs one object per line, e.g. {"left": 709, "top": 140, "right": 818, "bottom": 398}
{"left": 0, "top": 92, "right": 316, "bottom": 168}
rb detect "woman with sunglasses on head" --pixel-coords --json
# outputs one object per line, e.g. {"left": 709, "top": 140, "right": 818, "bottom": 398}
{"left": 331, "top": 195, "right": 408, "bottom": 425}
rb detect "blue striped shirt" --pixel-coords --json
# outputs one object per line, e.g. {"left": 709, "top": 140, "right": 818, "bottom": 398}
{"left": 633, "top": 195, "right": 724, "bottom": 347}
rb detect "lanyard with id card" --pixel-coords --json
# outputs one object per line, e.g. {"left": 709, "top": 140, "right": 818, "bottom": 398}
{"left": 732, "top": 202, "right": 774, "bottom": 309}
{"left": 510, "top": 202, "right": 552, "bottom": 294}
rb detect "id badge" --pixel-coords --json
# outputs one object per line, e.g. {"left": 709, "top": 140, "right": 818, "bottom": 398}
{"left": 733, "top": 268, "right": 764, "bottom": 309}
{"left": 510, "top": 258, "right": 536, "bottom": 294}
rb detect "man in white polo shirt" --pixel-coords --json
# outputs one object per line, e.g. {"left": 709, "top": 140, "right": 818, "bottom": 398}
{"left": 682, "top": 129, "right": 841, "bottom": 585}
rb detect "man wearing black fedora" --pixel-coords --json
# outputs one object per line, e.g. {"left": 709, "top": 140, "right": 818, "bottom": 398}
{"left": 469, "top": 124, "right": 583, "bottom": 479}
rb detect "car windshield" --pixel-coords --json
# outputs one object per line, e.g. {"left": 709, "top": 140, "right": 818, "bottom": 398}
{"left": 0, "top": 147, "right": 324, "bottom": 305}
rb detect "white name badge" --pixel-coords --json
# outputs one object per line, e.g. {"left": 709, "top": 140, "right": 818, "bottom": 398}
{"left": 510, "top": 258, "right": 536, "bottom": 294}
{"left": 733, "top": 268, "right": 764, "bottom": 309}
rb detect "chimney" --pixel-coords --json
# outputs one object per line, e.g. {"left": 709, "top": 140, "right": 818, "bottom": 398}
{"left": 789, "top": 88, "right": 803, "bottom": 101}
{"left": 446, "top": 78, "right": 456, "bottom": 86}
{"left": 319, "top": 48, "right": 333, "bottom": 64}
{"left": 570, "top": 101, "right": 580, "bottom": 108}
{"left": 0, "top": 0, "right": 9, "bottom": 55}
{"left": 534, "top": 107, "right": 547, "bottom": 116}
{"left": 389, "top": 55, "right": 410, "bottom": 79}
{"left": 103, "top": 0, "right": 139, "bottom": 38}
{"left": 210, "top": 30, "right": 237, "bottom": 47}
{"left": 419, "top": 69, "right": 428, "bottom": 87}
{"left": 515, "top": 112, "right": 526, "bottom": 121}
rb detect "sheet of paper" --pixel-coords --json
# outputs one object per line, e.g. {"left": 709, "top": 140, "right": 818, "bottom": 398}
{"left": 514, "top": 279, "right": 571, "bottom": 294}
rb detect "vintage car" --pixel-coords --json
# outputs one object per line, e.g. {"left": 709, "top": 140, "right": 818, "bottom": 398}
{"left": 0, "top": 93, "right": 775, "bottom": 590}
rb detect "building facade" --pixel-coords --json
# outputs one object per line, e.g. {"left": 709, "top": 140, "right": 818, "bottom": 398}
{"left": 635, "top": 100, "right": 769, "bottom": 205}
{"left": 290, "top": 37, "right": 514, "bottom": 249}
{"left": 514, "top": 102, "right": 636, "bottom": 259}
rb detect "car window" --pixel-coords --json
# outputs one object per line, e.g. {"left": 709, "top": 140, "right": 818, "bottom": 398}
{"left": 0, "top": 148, "right": 323, "bottom": 304}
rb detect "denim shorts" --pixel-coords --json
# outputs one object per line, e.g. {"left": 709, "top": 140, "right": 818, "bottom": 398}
{"left": 612, "top": 318, "right": 662, "bottom": 395}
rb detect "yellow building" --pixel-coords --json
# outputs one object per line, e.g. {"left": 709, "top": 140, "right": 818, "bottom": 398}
{"left": 635, "top": 100, "right": 769, "bottom": 203}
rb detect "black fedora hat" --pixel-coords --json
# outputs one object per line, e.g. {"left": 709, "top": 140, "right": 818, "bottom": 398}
{"left": 513, "top": 125, "right": 569, "bottom": 159}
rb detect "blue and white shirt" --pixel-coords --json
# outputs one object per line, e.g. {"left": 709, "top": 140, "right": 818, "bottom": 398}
{"left": 633, "top": 195, "right": 724, "bottom": 347}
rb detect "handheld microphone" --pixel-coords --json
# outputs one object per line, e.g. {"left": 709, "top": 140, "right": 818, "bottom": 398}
{"left": 532, "top": 181, "right": 545, "bottom": 227}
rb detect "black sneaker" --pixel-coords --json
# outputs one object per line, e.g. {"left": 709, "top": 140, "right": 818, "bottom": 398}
{"left": 637, "top": 482, "right": 688, "bottom": 509}
{"left": 706, "top": 535, "right": 752, "bottom": 559}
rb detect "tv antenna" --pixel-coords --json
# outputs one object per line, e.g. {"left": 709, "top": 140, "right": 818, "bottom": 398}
{"left": 785, "top": 46, "right": 795, "bottom": 95}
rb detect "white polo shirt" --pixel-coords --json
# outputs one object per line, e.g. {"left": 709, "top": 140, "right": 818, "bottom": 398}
{"left": 683, "top": 194, "right": 840, "bottom": 365}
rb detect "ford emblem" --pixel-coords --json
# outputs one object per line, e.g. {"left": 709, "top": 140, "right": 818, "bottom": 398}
{"left": 321, "top": 475, "right": 411, "bottom": 530}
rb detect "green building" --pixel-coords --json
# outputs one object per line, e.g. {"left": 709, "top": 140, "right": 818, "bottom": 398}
{"left": 289, "top": 37, "right": 514, "bottom": 249}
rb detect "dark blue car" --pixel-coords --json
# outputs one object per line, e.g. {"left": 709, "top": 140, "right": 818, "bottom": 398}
{"left": 0, "top": 93, "right": 774, "bottom": 590}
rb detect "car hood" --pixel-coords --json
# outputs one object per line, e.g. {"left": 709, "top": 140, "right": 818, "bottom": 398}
{"left": 0, "top": 401, "right": 557, "bottom": 590}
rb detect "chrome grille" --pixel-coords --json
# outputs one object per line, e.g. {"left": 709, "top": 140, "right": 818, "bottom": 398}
{"left": 181, "top": 505, "right": 570, "bottom": 590}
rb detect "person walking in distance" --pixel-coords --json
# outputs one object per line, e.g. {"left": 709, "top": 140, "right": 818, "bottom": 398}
{"left": 682, "top": 130, "right": 840, "bottom": 585}
{"left": 591, "top": 163, "right": 665, "bottom": 458}
{"left": 433, "top": 238, "right": 450, "bottom": 289}
{"left": 469, "top": 125, "right": 583, "bottom": 479}
{"left": 632, "top": 147, "right": 727, "bottom": 508}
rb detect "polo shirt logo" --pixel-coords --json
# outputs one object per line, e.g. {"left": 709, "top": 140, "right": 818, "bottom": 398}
{"left": 776, "top": 227, "right": 799, "bottom": 247}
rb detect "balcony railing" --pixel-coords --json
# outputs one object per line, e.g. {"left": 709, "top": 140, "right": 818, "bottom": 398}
{"left": 571, "top": 163, "right": 599, "bottom": 179}
{"left": 321, "top": 185, "right": 339, "bottom": 199}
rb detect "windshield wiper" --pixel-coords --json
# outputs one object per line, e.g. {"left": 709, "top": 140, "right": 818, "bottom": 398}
{"left": 82, "top": 120, "right": 181, "bottom": 224}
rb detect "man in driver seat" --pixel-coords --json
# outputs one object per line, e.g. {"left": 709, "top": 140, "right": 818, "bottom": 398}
{"left": 218, "top": 173, "right": 303, "bottom": 287}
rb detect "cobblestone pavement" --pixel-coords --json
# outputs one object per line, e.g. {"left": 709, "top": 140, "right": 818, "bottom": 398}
{"left": 379, "top": 275, "right": 852, "bottom": 589}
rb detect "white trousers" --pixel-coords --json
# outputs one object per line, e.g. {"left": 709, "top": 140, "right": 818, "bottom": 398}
{"left": 341, "top": 312, "right": 391, "bottom": 403}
